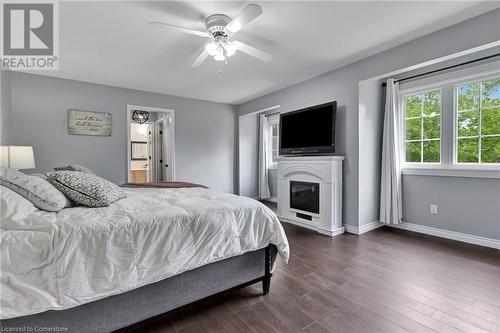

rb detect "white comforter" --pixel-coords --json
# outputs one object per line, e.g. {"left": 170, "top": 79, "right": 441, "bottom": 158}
{"left": 0, "top": 187, "right": 289, "bottom": 319}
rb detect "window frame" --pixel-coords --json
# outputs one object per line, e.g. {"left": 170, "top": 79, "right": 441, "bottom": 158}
{"left": 267, "top": 115, "right": 280, "bottom": 169}
{"left": 398, "top": 62, "right": 500, "bottom": 178}
{"left": 453, "top": 74, "right": 500, "bottom": 168}
{"left": 401, "top": 87, "right": 443, "bottom": 168}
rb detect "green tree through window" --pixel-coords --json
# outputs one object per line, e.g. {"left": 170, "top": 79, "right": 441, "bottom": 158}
{"left": 404, "top": 90, "right": 441, "bottom": 163}
{"left": 457, "top": 78, "right": 500, "bottom": 164}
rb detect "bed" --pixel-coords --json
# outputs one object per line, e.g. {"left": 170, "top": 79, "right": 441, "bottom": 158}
{"left": 0, "top": 185, "right": 289, "bottom": 332}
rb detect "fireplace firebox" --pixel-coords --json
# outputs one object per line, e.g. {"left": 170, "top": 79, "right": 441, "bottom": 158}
{"left": 290, "top": 181, "right": 320, "bottom": 214}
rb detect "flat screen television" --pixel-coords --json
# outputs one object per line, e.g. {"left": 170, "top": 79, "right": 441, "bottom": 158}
{"left": 279, "top": 101, "right": 337, "bottom": 156}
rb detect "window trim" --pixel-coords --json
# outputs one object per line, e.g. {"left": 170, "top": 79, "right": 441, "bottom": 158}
{"left": 401, "top": 167, "right": 500, "bottom": 179}
{"left": 398, "top": 64, "right": 500, "bottom": 176}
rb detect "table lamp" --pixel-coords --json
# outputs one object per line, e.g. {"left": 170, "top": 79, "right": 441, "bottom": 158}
{"left": 0, "top": 146, "right": 36, "bottom": 170}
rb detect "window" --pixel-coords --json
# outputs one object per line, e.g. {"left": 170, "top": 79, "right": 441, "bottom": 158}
{"left": 267, "top": 115, "right": 280, "bottom": 168}
{"left": 403, "top": 90, "right": 441, "bottom": 163}
{"left": 456, "top": 78, "right": 500, "bottom": 164}
{"left": 399, "top": 64, "right": 500, "bottom": 175}
{"left": 270, "top": 121, "right": 279, "bottom": 164}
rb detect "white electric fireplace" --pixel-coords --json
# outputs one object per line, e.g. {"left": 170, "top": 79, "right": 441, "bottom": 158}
{"left": 277, "top": 155, "right": 345, "bottom": 236}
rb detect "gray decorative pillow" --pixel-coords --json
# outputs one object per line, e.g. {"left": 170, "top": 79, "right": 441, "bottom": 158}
{"left": 53, "top": 164, "right": 95, "bottom": 174}
{"left": 46, "top": 171, "right": 126, "bottom": 207}
{"left": 0, "top": 167, "right": 72, "bottom": 212}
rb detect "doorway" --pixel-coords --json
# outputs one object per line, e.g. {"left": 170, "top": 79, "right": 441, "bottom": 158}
{"left": 127, "top": 105, "right": 175, "bottom": 183}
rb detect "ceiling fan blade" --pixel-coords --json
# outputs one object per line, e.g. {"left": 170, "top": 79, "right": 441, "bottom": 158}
{"left": 225, "top": 4, "right": 262, "bottom": 34}
{"left": 233, "top": 41, "right": 272, "bottom": 62}
{"left": 150, "top": 21, "right": 209, "bottom": 38}
{"left": 190, "top": 50, "right": 209, "bottom": 67}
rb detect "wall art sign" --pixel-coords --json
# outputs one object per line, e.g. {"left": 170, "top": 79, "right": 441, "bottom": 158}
{"left": 68, "top": 109, "right": 112, "bottom": 136}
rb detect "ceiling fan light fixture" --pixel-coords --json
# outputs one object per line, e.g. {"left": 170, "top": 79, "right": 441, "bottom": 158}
{"left": 214, "top": 51, "right": 226, "bottom": 61}
{"left": 224, "top": 42, "right": 237, "bottom": 57}
{"left": 154, "top": 4, "right": 269, "bottom": 67}
{"left": 205, "top": 41, "right": 217, "bottom": 56}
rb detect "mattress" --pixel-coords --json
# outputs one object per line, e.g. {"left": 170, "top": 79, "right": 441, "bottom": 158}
{"left": 0, "top": 187, "right": 289, "bottom": 319}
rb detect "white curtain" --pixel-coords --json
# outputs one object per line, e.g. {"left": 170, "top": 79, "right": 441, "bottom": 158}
{"left": 258, "top": 114, "right": 271, "bottom": 199}
{"left": 380, "top": 79, "right": 403, "bottom": 225}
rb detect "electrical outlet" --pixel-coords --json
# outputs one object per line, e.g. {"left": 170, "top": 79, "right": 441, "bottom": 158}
{"left": 430, "top": 204, "right": 438, "bottom": 215}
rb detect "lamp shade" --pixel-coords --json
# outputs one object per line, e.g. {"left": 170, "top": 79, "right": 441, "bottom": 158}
{"left": 0, "top": 146, "right": 36, "bottom": 169}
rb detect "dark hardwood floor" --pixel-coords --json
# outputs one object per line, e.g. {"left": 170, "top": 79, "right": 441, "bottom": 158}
{"left": 119, "top": 223, "right": 500, "bottom": 333}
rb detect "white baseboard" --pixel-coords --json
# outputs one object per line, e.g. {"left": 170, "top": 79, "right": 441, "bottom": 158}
{"left": 345, "top": 221, "right": 384, "bottom": 235}
{"left": 280, "top": 217, "right": 345, "bottom": 237}
{"left": 345, "top": 220, "right": 500, "bottom": 249}
{"left": 390, "top": 222, "right": 500, "bottom": 250}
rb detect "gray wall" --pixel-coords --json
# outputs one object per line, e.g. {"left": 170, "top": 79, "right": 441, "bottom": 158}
{"left": 236, "top": 8, "right": 500, "bottom": 233}
{"left": 7, "top": 72, "right": 235, "bottom": 192}
{"left": 358, "top": 78, "right": 385, "bottom": 226}
{"left": 1, "top": 71, "right": 11, "bottom": 145}
{"left": 269, "top": 169, "right": 278, "bottom": 198}
{"left": 403, "top": 176, "right": 500, "bottom": 239}
{"left": 238, "top": 112, "right": 259, "bottom": 197}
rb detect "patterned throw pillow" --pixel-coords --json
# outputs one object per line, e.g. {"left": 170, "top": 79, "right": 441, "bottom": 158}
{"left": 53, "top": 164, "right": 95, "bottom": 174}
{"left": 46, "top": 171, "right": 126, "bottom": 207}
{"left": 0, "top": 167, "right": 72, "bottom": 212}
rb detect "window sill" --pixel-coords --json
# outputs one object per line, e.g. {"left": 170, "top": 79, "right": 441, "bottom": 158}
{"left": 402, "top": 167, "right": 500, "bottom": 179}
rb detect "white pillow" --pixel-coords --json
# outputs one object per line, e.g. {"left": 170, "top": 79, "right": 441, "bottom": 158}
{"left": 0, "top": 168, "right": 72, "bottom": 212}
{"left": 29, "top": 173, "right": 48, "bottom": 179}
{"left": 0, "top": 185, "right": 38, "bottom": 221}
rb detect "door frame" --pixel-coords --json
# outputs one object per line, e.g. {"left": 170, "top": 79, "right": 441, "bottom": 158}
{"left": 127, "top": 104, "right": 175, "bottom": 182}
{"left": 153, "top": 118, "right": 167, "bottom": 182}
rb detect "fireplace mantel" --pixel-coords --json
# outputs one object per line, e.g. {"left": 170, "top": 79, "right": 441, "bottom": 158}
{"left": 277, "top": 155, "right": 345, "bottom": 236}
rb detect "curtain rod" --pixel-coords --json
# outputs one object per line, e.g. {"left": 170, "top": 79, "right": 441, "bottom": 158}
{"left": 381, "top": 53, "right": 500, "bottom": 87}
{"left": 265, "top": 112, "right": 280, "bottom": 117}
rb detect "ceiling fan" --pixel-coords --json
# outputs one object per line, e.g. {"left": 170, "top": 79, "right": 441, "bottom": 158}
{"left": 150, "top": 4, "right": 272, "bottom": 67}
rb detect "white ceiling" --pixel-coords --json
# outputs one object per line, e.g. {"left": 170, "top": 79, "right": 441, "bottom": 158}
{"left": 30, "top": 1, "right": 499, "bottom": 104}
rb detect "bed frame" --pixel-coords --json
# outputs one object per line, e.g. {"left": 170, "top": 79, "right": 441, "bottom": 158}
{"left": 1, "top": 245, "right": 277, "bottom": 333}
